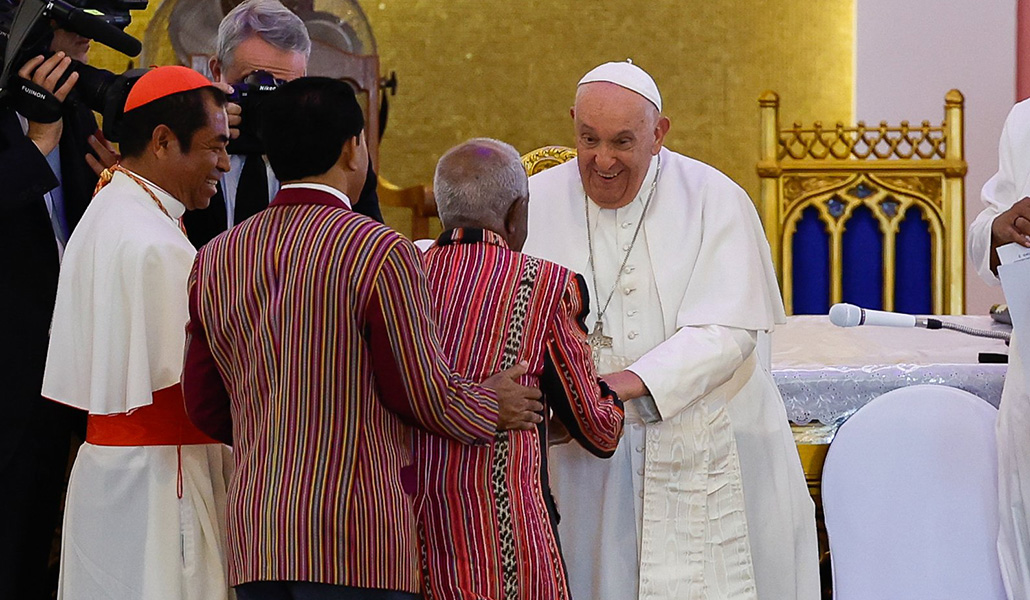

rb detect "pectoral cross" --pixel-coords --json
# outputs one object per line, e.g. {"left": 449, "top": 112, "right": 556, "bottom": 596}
{"left": 587, "top": 320, "right": 613, "bottom": 363}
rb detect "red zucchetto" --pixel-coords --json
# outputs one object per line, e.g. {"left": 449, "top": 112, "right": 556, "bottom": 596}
{"left": 123, "top": 65, "right": 215, "bottom": 112}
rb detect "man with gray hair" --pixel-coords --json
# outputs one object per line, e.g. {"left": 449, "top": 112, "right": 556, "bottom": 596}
{"left": 183, "top": 0, "right": 382, "bottom": 247}
{"left": 413, "top": 138, "right": 624, "bottom": 600}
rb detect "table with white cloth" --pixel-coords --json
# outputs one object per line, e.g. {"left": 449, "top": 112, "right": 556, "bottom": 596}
{"left": 773, "top": 314, "right": 1009, "bottom": 444}
{"left": 771, "top": 314, "right": 1010, "bottom": 569}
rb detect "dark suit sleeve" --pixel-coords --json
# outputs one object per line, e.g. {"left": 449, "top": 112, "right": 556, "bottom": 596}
{"left": 542, "top": 273, "right": 624, "bottom": 457}
{"left": 364, "top": 237, "right": 499, "bottom": 443}
{"left": 182, "top": 257, "right": 234, "bottom": 445}
{"left": 352, "top": 156, "right": 384, "bottom": 223}
{"left": 0, "top": 109, "right": 60, "bottom": 214}
{"left": 1, "top": 101, "right": 97, "bottom": 412}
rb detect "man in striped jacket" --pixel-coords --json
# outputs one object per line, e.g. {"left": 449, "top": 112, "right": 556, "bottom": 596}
{"left": 413, "top": 138, "right": 625, "bottom": 600}
{"left": 182, "top": 78, "right": 543, "bottom": 600}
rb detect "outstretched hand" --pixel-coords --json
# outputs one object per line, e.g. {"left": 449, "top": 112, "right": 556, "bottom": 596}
{"left": 482, "top": 361, "right": 544, "bottom": 431}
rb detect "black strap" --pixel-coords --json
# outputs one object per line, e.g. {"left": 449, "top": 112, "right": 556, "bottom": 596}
{"left": 11, "top": 77, "right": 63, "bottom": 124}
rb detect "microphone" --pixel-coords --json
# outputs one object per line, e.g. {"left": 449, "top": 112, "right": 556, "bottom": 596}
{"left": 828, "top": 303, "right": 1012, "bottom": 343}
{"left": 828, "top": 303, "right": 938, "bottom": 329}
{"left": 45, "top": 0, "right": 142, "bottom": 57}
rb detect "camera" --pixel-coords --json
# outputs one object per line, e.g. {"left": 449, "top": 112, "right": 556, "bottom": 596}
{"left": 0, "top": 0, "right": 147, "bottom": 140}
{"left": 226, "top": 69, "right": 284, "bottom": 155}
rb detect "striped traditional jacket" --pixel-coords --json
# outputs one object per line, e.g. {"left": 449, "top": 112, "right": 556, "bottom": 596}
{"left": 415, "top": 228, "right": 625, "bottom": 600}
{"left": 182, "top": 186, "right": 500, "bottom": 592}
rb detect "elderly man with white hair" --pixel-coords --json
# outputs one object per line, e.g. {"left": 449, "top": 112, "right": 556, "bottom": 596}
{"left": 524, "top": 61, "right": 819, "bottom": 600}
{"left": 413, "top": 137, "right": 624, "bottom": 600}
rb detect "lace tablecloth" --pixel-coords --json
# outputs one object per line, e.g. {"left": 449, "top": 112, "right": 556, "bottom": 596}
{"left": 771, "top": 315, "right": 1010, "bottom": 442}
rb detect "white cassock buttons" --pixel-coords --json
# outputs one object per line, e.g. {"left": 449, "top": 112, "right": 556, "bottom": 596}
{"left": 627, "top": 309, "right": 638, "bottom": 317}
{"left": 624, "top": 286, "right": 635, "bottom": 295}
{"left": 623, "top": 265, "right": 635, "bottom": 274}
{"left": 628, "top": 331, "right": 638, "bottom": 339}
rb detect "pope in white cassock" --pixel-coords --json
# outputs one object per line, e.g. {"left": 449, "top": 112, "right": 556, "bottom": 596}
{"left": 968, "top": 97, "right": 1030, "bottom": 600}
{"left": 524, "top": 61, "right": 819, "bottom": 600}
{"left": 40, "top": 66, "right": 233, "bottom": 599}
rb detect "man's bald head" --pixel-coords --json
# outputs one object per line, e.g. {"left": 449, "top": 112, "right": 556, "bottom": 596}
{"left": 434, "top": 138, "right": 530, "bottom": 250}
{"left": 571, "top": 80, "right": 670, "bottom": 209}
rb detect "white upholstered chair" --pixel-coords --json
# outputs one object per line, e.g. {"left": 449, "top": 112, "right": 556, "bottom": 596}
{"left": 821, "top": 384, "right": 1004, "bottom": 599}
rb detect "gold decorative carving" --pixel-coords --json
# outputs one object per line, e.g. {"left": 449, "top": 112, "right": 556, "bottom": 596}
{"left": 873, "top": 175, "right": 943, "bottom": 209}
{"left": 779, "top": 119, "right": 948, "bottom": 161}
{"left": 783, "top": 175, "right": 851, "bottom": 202}
{"left": 521, "top": 146, "right": 577, "bottom": 176}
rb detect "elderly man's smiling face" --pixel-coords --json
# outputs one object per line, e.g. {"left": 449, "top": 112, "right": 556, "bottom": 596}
{"left": 572, "top": 82, "right": 669, "bottom": 210}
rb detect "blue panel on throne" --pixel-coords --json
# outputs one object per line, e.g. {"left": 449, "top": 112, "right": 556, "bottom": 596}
{"left": 842, "top": 205, "right": 883, "bottom": 310}
{"left": 894, "top": 207, "right": 932, "bottom": 314}
{"left": 791, "top": 206, "right": 830, "bottom": 314}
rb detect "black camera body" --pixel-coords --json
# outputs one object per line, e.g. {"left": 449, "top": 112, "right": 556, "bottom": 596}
{"left": 0, "top": 0, "right": 146, "bottom": 139}
{"left": 226, "top": 70, "right": 284, "bottom": 156}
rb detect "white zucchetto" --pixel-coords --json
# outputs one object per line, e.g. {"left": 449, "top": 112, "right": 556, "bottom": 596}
{"left": 578, "top": 60, "right": 662, "bottom": 112}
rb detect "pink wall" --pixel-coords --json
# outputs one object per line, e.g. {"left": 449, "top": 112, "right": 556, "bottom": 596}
{"left": 1020, "top": 0, "right": 1030, "bottom": 101}
{"left": 856, "top": 0, "right": 1017, "bottom": 315}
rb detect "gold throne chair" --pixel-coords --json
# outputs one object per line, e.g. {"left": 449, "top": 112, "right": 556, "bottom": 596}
{"left": 521, "top": 145, "right": 578, "bottom": 175}
{"left": 757, "top": 91, "right": 967, "bottom": 315}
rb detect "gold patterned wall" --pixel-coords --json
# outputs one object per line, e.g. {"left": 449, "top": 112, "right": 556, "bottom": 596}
{"left": 361, "top": 1, "right": 854, "bottom": 196}
{"left": 90, "top": 0, "right": 854, "bottom": 236}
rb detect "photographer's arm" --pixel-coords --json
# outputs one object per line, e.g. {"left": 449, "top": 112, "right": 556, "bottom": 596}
{"left": 0, "top": 53, "right": 77, "bottom": 213}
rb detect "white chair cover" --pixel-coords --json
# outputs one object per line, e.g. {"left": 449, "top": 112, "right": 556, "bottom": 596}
{"left": 822, "top": 384, "right": 1005, "bottom": 600}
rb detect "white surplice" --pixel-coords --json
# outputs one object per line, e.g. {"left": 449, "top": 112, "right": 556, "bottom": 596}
{"left": 42, "top": 170, "right": 232, "bottom": 600}
{"left": 525, "top": 149, "right": 818, "bottom": 600}
{"left": 969, "top": 98, "right": 1030, "bottom": 600}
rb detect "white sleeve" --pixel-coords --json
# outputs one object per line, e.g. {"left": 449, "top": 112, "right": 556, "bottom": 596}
{"left": 627, "top": 325, "right": 756, "bottom": 422}
{"left": 970, "top": 103, "right": 1027, "bottom": 286}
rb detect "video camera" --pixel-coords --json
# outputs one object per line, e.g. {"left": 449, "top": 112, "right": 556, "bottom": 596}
{"left": 0, "top": 0, "right": 147, "bottom": 140}
{"left": 226, "top": 69, "right": 284, "bottom": 156}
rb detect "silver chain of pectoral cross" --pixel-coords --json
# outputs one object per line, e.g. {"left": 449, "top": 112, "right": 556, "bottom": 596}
{"left": 584, "top": 154, "right": 662, "bottom": 359}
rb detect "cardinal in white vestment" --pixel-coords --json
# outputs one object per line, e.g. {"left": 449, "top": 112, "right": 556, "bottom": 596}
{"left": 524, "top": 61, "right": 819, "bottom": 600}
{"left": 968, "top": 98, "right": 1030, "bottom": 600}
{"left": 41, "top": 66, "right": 233, "bottom": 600}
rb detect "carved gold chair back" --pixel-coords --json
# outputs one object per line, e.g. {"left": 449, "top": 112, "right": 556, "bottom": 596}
{"left": 757, "top": 91, "right": 966, "bottom": 315}
{"left": 521, "top": 145, "right": 577, "bottom": 176}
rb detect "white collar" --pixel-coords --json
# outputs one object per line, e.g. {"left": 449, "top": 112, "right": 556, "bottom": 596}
{"left": 280, "top": 182, "right": 352, "bottom": 208}
{"left": 115, "top": 169, "right": 186, "bottom": 219}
